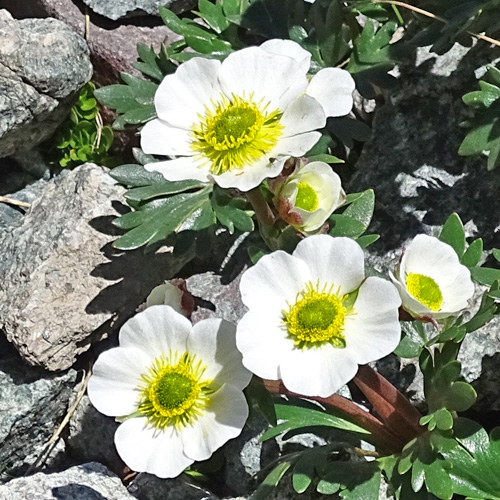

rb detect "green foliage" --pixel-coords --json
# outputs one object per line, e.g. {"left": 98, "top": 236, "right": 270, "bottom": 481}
{"left": 328, "top": 189, "right": 379, "bottom": 246}
{"left": 46, "top": 82, "right": 113, "bottom": 168}
{"left": 439, "top": 212, "right": 466, "bottom": 258}
{"left": 459, "top": 66, "right": 500, "bottom": 170}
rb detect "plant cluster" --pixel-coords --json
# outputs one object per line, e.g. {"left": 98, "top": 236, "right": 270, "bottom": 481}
{"left": 44, "top": 82, "right": 114, "bottom": 168}
{"left": 88, "top": 0, "right": 500, "bottom": 498}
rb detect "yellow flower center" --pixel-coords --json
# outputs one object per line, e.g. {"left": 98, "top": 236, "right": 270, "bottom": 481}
{"left": 190, "top": 94, "right": 283, "bottom": 175}
{"left": 283, "top": 282, "right": 350, "bottom": 348}
{"left": 137, "top": 351, "right": 213, "bottom": 430}
{"left": 405, "top": 272, "right": 443, "bottom": 311}
{"left": 295, "top": 182, "right": 319, "bottom": 211}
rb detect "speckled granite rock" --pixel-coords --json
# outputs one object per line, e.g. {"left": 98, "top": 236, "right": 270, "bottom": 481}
{"left": 0, "top": 462, "right": 136, "bottom": 499}
{"left": 0, "top": 9, "right": 92, "bottom": 157}
{"left": 0, "top": 164, "right": 193, "bottom": 370}
{"left": 0, "top": 340, "right": 76, "bottom": 481}
{"left": 81, "top": 0, "right": 195, "bottom": 20}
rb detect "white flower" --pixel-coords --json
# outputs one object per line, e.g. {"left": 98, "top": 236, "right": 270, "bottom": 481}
{"left": 88, "top": 306, "right": 251, "bottom": 478}
{"left": 141, "top": 42, "right": 355, "bottom": 192}
{"left": 236, "top": 235, "right": 401, "bottom": 398}
{"left": 274, "top": 161, "right": 346, "bottom": 234}
{"left": 390, "top": 234, "right": 475, "bottom": 320}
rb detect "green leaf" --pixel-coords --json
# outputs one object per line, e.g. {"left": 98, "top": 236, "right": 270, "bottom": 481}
{"left": 110, "top": 164, "right": 164, "bottom": 187}
{"left": 439, "top": 213, "right": 465, "bottom": 257}
{"left": 245, "top": 377, "right": 277, "bottom": 426}
{"left": 113, "top": 187, "right": 214, "bottom": 250}
{"left": 292, "top": 447, "right": 327, "bottom": 494}
{"left": 306, "top": 153, "right": 344, "bottom": 163}
{"left": 461, "top": 238, "right": 483, "bottom": 267}
{"left": 94, "top": 85, "right": 137, "bottom": 113}
{"left": 120, "top": 73, "right": 158, "bottom": 105}
{"left": 250, "top": 460, "right": 294, "bottom": 500}
{"left": 424, "top": 459, "right": 453, "bottom": 500}
{"left": 356, "top": 234, "right": 380, "bottom": 248}
{"left": 135, "top": 43, "right": 164, "bottom": 81}
{"left": 211, "top": 188, "right": 254, "bottom": 234}
{"left": 442, "top": 419, "right": 500, "bottom": 499}
{"left": 329, "top": 214, "right": 367, "bottom": 238}
{"left": 343, "top": 189, "right": 375, "bottom": 229}
{"left": 318, "top": 461, "right": 381, "bottom": 499}
{"left": 261, "top": 403, "right": 370, "bottom": 442}
{"left": 126, "top": 180, "right": 206, "bottom": 201}
{"left": 195, "top": 0, "right": 230, "bottom": 33}
{"left": 470, "top": 266, "right": 500, "bottom": 286}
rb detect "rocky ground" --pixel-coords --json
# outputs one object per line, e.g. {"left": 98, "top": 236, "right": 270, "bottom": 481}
{"left": 1, "top": 2, "right": 500, "bottom": 499}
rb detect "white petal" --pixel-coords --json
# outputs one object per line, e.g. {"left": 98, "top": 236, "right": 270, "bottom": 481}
{"left": 119, "top": 305, "right": 192, "bottom": 359}
{"left": 218, "top": 47, "right": 308, "bottom": 111}
{"left": 293, "top": 235, "right": 365, "bottom": 294}
{"left": 155, "top": 57, "right": 222, "bottom": 129}
{"left": 260, "top": 39, "right": 312, "bottom": 73}
{"left": 188, "top": 318, "right": 252, "bottom": 390}
{"left": 180, "top": 385, "right": 249, "bottom": 461}
{"left": 146, "top": 282, "right": 183, "bottom": 312}
{"left": 236, "top": 310, "right": 295, "bottom": 380}
{"left": 140, "top": 119, "right": 193, "bottom": 156}
{"left": 88, "top": 347, "right": 149, "bottom": 417}
{"left": 144, "top": 156, "right": 209, "bottom": 183}
{"left": 115, "top": 418, "right": 193, "bottom": 478}
{"left": 280, "top": 95, "right": 326, "bottom": 137}
{"left": 240, "top": 250, "right": 310, "bottom": 311}
{"left": 306, "top": 68, "right": 355, "bottom": 117}
{"left": 213, "top": 155, "right": 287, "bottom": 192}
{"left": 343, "top": 277, "right": 401, "bottom": 364}
{"left": 279, "top": 345, "right": 358, "bottom": 397}
{"left": 401, "top": 235, "right": 460, "bottom": 285}
{"left": 272, "top": 131, "right": 322, "bottom": 157}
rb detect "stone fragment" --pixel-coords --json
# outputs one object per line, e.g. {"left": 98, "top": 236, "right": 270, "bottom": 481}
{"left": 0, "top": 164, "right": 193, "bottom": 370}
{"left": 67, "top": 395, "right": 122, "bottom": 475}
{"left": 0, "top": 462, "right": 136, "bottom": 499}
{"left": 3, "top": 0, "right": 181, "bottom": 85}
{"left": 0, "top": 339, "right": 76, "bottom": 481}
{"left": 81, "top": 0, "right": 195, "bottom": 21}
{"left": 0, "top": 9, "right": 92, "bottom": 157}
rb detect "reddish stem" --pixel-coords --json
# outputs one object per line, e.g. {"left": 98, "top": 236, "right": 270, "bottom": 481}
{"left": 353, "top": 365, "right": 424, "bottom": 444}
{"left": 263, "top": 378, "right": 406, "bottom": 453}
{"left": 246, "top": 187, "right": 276, "bottom": 227}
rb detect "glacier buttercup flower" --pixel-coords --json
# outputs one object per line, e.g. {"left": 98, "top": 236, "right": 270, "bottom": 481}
{"left": 141, "top": 41, "right": 355, "bottom": 192}
{"left": 274, "top": 161, "right": 346, "bottom": 234}
{"left": 391, "top": 234, "right": 474, "bottom": 320}
{"left": 88, "top": 306, "right": 251, "bottom": 478}
{"left": 236, "top": 235, "right": 401, "bottom": 397}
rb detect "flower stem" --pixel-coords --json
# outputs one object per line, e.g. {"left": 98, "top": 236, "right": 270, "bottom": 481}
{"left": 246, "top": 187, "right": 276, "bottom": 227}
{"left": 353, "top": 365, "right": 424, "bottom": 444}
{"left": 262, "top": 378, "right": 406, "bottom": 453}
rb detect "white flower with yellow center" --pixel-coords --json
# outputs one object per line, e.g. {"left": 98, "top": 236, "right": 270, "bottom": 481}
{"left": 236, "top": 235, "right": 401, "bottom": 397}
{"left": 88, "top": 306, "right": 251, "bottom": 478}
{"left": 390, "top": 234, "right": 475, "bottom": 320}
{"left": 275, "top": 161, "right": 346, "bottom": 234}
{"left": 141, "top": 41, "right": 355, "bottom": 192}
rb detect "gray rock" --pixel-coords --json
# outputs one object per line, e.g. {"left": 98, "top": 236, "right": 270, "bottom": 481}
{"left": 81, "top": 0, "right": 195, "bottom": 20}
{"left": 127, "top": 474, "right": 219, "bottom": 500}
{"left": 0, "top": 164, "right": 194, "bottom": 370}
{"left": 67, "top": 395, "right": 122, "bottom": 474}
{"left": 0, "top": 10, "right": 92, "bottom": 157}
{"left": 3, "top": 0, "right": 182, "bottom": 85}
{"left": 0, "top": 343, "right": 76, "bottom": 481}
{"left": 0, "top": 462, "right": 136, "bottom": 499}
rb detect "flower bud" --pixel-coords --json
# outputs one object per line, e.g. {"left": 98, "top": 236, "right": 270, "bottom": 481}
{"left": 274, "top": 161, "right": 346, "bottom": 234}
